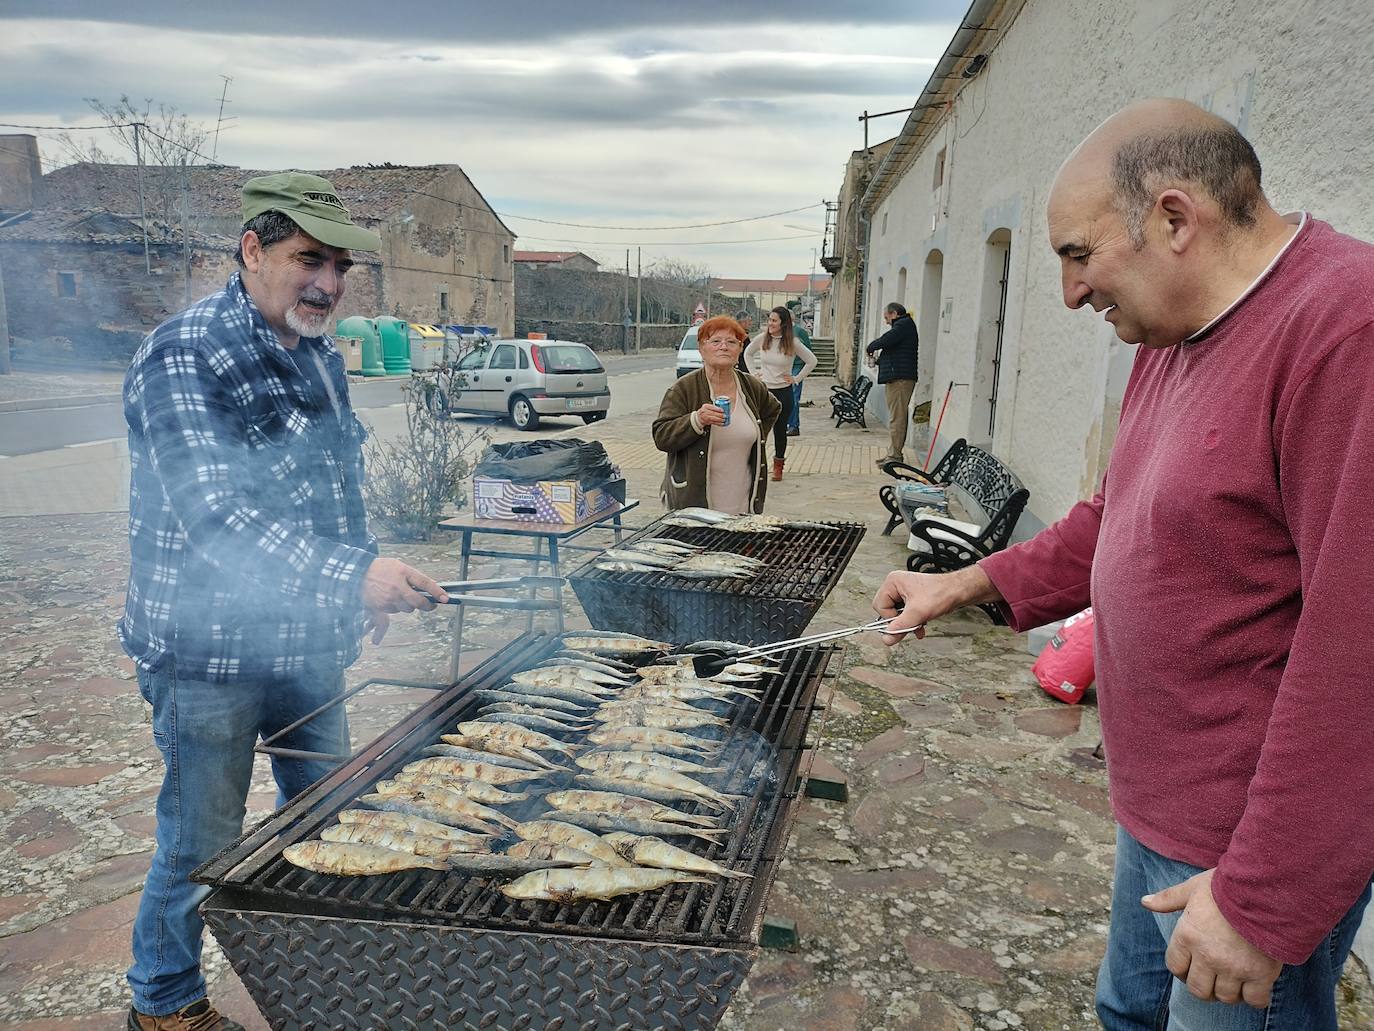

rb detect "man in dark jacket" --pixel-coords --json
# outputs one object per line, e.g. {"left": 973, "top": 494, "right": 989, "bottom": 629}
{"left": 865, "top": 302, "right": 919, "bottom": 463}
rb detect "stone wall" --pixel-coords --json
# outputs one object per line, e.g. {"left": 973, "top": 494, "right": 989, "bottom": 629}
{"left": 512, "top": 317, "right": 685, "bottom": 351}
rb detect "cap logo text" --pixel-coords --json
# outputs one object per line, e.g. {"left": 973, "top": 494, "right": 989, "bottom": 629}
{"left": 303, "top": 191, "right": 348, "bottom": 213}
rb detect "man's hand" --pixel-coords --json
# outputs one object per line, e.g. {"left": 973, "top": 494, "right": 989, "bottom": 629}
{"left": 361, "top": 557, "right": 448, "bottom": 614}
{"left": 1142, "top": 869, "right": 1282, "bottom": 1008}
{"left": 872, "top": 565, "right": 1000, "bottom": 644}
{"left": 362, "top": 610, "right": 390, "bottom": 645}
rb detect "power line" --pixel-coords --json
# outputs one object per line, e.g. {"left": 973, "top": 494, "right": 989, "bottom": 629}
{"left": 0, "top": 121, "right": 137, "bottom": 131}
{"left": 499, "top": 202, "right": 824, "bottom": 231}
{"left": 516, "top": 233, "right": 817, "bottom": 247}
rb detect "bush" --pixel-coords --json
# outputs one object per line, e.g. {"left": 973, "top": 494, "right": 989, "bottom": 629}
{"left": 362, "top": 369, "right": 490, "bottom": 542}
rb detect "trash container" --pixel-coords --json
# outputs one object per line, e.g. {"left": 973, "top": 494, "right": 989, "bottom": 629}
{"left": 407, "top": 323, "right": 444, "bottom": 371}
{"left": 376, "top": 316, "right": 412, "bottom": 375}
{"left": 337, "top": 316, "right": 386, "bottom": 377}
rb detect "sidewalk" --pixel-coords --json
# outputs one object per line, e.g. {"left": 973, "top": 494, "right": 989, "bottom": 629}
{"left": 0, "top": 393, "right": 1369, "bottom": 1030}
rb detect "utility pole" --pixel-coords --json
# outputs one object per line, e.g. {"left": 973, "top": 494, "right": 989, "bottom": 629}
{"left": 133, "top": 122, "right": 151, "bottom": 274}
{"left": 179, "top": 157, "right": 192, "bottom": 305}
{"left": 634, "top": 247, "right": 642, "bottom": 354}
{"left": 0, "top": 255, "right": 11, "bottom": 375}
{"left": 622, "top": 248, "right": 630, "bottom": 354}
{"left": 212, "top": 75, "right": 234, "bottom": 162}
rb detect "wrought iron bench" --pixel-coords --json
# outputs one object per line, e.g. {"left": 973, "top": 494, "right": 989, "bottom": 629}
{"left": 829, "top": 375, "right": 872, "bottom": 429}
{"left": 880, "top": 439, "right": 1029, "bottom": 623}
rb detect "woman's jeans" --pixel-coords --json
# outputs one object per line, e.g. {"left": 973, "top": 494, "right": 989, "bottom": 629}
{"left": 127, "top": 662, "right": 349, "bottom": 1016}
{"left": 1097, "top": 826, "right": 1370, "bottom": 1030}
{"left": 769, "top": 387, "right": 794, "bottom": 460}
{"left": 788, "top": 380, "right": 803, "bottom": 431}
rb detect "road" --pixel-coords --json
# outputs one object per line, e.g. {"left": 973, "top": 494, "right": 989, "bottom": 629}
{"left": 0, "top": 350, "right": 672, "bottom": 457}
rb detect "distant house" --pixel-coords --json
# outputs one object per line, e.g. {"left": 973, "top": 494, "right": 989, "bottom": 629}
{"left": 0, "top": 136, "right": 516, "bottom": 356}
{"left": 514, "top": 250, "right": 601, "bottom": 272}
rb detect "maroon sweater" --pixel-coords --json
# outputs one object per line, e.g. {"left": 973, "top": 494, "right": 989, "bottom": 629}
{"left": 980, "top": 217, "right": 1374, "bottom": 964}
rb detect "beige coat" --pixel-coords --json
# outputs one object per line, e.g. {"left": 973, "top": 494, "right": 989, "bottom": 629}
{"left": 652, "top": 369, "right": 781, "bottom": 513}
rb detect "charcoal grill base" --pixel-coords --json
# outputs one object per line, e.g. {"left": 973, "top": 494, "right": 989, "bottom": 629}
{"left": 204, "top": 895, "right": 755, "bottom": 1031}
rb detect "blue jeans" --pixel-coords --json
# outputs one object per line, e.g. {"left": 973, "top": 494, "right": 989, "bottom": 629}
{"left": 1097, "top": 826, "right": 1370, "bottom": 1030}
{"left": 788, "top": 380, "right": 803, "bottom": 431}
{"left": 128, "top": 662, "right": 349, "bottom": 1016}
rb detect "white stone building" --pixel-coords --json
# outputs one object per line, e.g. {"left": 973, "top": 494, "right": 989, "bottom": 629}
{"left": 859, "top": 0, "right": 1374, "bottom": 534}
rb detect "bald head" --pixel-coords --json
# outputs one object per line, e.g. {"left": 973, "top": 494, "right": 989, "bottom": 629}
{"left": 1056, "top": 98, "right": 1265, "bottom": 246}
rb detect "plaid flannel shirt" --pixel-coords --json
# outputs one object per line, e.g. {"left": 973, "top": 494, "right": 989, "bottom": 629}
{"left": 119, "top": 272, "right": 378, "bottom": 682}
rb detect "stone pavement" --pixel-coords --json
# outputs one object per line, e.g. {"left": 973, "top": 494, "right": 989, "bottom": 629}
{"left": 1, "top": 390, "right": 1371, "bottom": 1030}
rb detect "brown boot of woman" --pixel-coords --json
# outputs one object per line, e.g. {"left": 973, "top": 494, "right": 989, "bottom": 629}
{"left": 771, "top": 457, "right": 785, "bottom": 482}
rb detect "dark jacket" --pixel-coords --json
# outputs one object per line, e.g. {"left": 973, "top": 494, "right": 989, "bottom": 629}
{"left": 652, "top": 369, "right": 781, "bottom": 513}
{"left": 866, "top": 313, "right": 919, "bottom": 384}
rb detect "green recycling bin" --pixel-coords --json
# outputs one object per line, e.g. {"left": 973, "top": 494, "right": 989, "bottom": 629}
{"left": 337, "top": 316, "right": 385, "bottom": 377}
{"left": 376, "top": 316, "right": 412, "bottom": 375}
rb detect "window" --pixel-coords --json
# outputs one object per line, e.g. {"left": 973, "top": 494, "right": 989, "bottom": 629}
{"left": 881, "top": 213, "right": 888, "bottom": 236}
{"left": 933, "top": 147, "right": 946, "bottom": 190}
{"left": 438, "top": 288, "right": 450, "bottom": 314}
{"left": 489, "top": 344, "right": 518, "bottom": 370}
{"left": 518, "top": 348, "right": 529, "bottom": 370}
{"left": 503, "top": 244, "right": 510, "bottom": 263}
{"left": 57, "top": 272, "right": 78, "bottom": 298}
{"left": 543, "top": 344, "right": 603, "bottom": 373}
{"left": 456, "top": 346, "right": 488, "bottom": 370}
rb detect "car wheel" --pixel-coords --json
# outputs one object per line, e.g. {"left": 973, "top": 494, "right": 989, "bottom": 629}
{"left": 581, "top": 412, "right": 607, "bottom": 424}
{"left": 510, "top": 396, "right": 540, "bottom": 431}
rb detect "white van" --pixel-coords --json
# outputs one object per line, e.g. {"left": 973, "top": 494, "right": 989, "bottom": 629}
{"left": 675, "top": 327, "right": 704, "bottom": 378}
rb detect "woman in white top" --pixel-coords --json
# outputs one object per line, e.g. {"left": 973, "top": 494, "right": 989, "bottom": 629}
{"left": 743, "top": 306, "right": 817, "bottom": 481}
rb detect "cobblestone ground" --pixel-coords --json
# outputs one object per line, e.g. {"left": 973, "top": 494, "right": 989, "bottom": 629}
{"left": 1, "top": 420, "right": 1371, "bottom": 1028}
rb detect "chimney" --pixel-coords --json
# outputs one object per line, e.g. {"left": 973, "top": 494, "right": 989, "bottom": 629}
{"left": 0, "top": 134, "right": 42, "bottom": 215}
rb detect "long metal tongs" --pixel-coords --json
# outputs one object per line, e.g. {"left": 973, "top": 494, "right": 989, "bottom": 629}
{"left": 687, "top": 615, "right": 915, "bottom": 677}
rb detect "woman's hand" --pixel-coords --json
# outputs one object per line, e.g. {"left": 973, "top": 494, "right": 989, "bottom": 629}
{"left": 696, "top": 402, "right": 726, "bottom": 427}
{"left": 782, "top": 373, "right": 796, "bottom": 385}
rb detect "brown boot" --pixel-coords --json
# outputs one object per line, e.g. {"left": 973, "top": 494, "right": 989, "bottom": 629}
{"left": 128, "top": 998, "right": 245, "bottom": 1031}
{"left": 771, "top": 457, "right": 785, "bottom": 481}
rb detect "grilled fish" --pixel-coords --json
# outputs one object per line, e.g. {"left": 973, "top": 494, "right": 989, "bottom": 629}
{"left": 585, "top": 725, "right": 720, "bottom": 754}
{"left": 440, "top": 733, "right": 559, "bottom": 770}
{"left": 602, "top": 832, "right": 752, "bottom": 879}
{"left": 283, "top": 840, "right": 447, "bottom": 876}
{"left": 574, "top": 774, "right": 729, "bottom": 812}
{"left": 357, "top": 792, "right": 506, "bottom": 834}
{"left": 577, "top": 751, "right": 726, "bottom": 776}
{"left": 630, "top": 537, "right": 701, "bottom": 554}
{"left": 532, "top": 659, "right": 633, "bottom": 684}
{"left": 320, "top": 822, "right": 492, "bottom": 857}
{"left": 400, "top": 756, "right": 551, "bottom": 785}
{"left": 496, "top": 679, "right": 611, "bottom": 707}
{"left": 476, "top": 708, "right": 591, "bottom": 735}
{"left": 559, "top": 633, "right": 672, "bottom": 657}
{"left": 475, "top": 688, "right": 591, "bottom": 715}
{"left": 582, "top": 760, "right": 741, "bottom": 808}
{"left": 503, "top": 839, "right": 600, "bottom": 867}
{"left": 420, "top": 742, "right": 547, "bottom": 771}
{"left": 334, "top": 808, "right": 492, "bottom": 845}
{"left": 554, "top": 648, "right": 637, "bottom": 672}
{"left": 544, "top": 789, "right": 719, "bottom": 828}
{"left": 666, "top": 507, "right": 732, "bottom": 524}
{"left": 366, "top": 784, "right": 521, "bottom": 830}
{"left": 500, "top": 866, "right": 710, "bottom": 902}
{"left": 511, "top": 668, "right": 619, "bottom": 694}
{"left": 376, "top": 774, "right": 529, "bottom": 807}
{"left": 618, "top": 683, "right": 754, "bottom": 706}
{"left": 455, "top": 721, "right": 580, "bottom": 759}
{"left": 592, "top": 703, "right": 728, "bottom": 731}
{"left": 552, "top": 810, "right": 729, "bottom": 844}
{"left": 512, "top": 819, "right": 633, "bottom": 867}
{"left": 599, "top": 548, "right": 680, "bottom": 568}
{"left": 594, "top": 560, "right": 661, "bottom": 573}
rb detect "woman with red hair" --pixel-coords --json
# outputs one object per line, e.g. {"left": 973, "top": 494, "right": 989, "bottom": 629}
{"left": 652, "top": 316, "right": 781, "bottom": 514}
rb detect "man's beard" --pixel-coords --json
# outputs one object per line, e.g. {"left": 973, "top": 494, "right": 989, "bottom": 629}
{"left": 284, "top": 292, "right": 336, "bottom": 338}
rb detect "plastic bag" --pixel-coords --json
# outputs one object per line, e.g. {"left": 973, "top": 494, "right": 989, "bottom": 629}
{"left": 1032, "top": 608, "right": 1095, "bottom": 704}
{"left": 474, "top": 438, "right": 617, "bottom": 487}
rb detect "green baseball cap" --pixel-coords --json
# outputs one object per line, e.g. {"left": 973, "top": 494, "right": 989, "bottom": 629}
{"left": 240, "top": 171, "right": 382, "bottom": 251}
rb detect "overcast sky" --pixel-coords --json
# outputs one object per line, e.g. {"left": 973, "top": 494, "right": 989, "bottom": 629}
{"left": 1, "top": 1, "right": 966, "bottom": 277}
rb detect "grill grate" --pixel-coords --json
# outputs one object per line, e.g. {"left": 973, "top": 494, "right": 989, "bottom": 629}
{"left": 193, "top": 633, "right": 837, "bottom": 950}
{"left": 569, "top": 518, "right": 865, "bottom": 645}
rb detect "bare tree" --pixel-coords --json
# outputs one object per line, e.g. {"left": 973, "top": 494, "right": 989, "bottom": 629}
{"left": 647, "top": 258, "right": 712, "bottom": 286}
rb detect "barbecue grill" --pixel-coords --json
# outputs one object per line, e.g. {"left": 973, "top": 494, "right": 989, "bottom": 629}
{"left": 569, "top": 518, "right": 866, "bottom": 646}
{"left": 193, "top": 632, "right": 840, "bottom": 1030}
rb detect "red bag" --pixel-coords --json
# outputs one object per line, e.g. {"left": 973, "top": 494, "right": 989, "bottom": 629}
{"left": 1032, "top": 608, "right": 1095, "bottom": 704}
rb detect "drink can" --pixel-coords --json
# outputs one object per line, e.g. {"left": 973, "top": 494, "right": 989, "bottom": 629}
{"left": 715, "top": 396, "right": 731, "bottom": 426}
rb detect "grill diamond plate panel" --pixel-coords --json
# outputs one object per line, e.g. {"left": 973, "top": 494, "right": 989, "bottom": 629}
{"left": 204, "top": 907, "right": 754, "bottom": 1030}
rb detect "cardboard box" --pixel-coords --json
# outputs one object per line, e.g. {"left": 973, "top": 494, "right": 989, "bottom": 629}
{"left": 472, "top": 476, "right": 626, "bottom": 524}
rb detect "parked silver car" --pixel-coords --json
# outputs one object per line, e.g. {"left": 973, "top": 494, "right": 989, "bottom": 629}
{"left": 445, "top": 338, "right": 611, "bottom": 430}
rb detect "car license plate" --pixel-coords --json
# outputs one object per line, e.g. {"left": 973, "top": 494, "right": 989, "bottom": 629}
{"left": 567, "top": 398, "right": 596, "bottom": 410}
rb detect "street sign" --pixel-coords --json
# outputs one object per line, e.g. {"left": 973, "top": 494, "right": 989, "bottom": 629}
{"left": 692, "top": 303, "right": 706, "bottom": 326}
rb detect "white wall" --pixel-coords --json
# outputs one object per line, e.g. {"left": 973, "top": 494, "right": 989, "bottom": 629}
{"left": 863, "top": 0, "right": 1374, "bottom": 526}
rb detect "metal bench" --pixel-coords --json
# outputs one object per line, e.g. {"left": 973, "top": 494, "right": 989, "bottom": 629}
{"left": 829, "top": 375, "right": 872, "bottom": 428}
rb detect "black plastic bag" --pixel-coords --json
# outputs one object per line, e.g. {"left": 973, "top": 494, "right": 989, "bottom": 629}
{"left": 474, "top": 438, "right": 617, "bottom": 487}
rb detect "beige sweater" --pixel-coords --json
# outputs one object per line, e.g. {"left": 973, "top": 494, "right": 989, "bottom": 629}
{"left": 744, "top": 333, "right": 818, "bottom": 389}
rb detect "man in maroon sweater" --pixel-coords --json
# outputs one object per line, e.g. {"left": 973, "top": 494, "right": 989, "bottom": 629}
{"left": 874, "top": 98, "right": 1374, "bottom": 1028}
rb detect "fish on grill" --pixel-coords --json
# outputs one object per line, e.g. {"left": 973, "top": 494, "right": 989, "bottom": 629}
{"left": 634, "top": 665, "right": 763, "bottom": 692}
{"left": 580, "top": 759, "right": 741, "bottom": 809}
{"left": 475, "top": 708, "right": 591, "bottom": 735}
{"left": 554, "top": 648, "right": 637, "bottom": 672}
{"left": 475, "top": 688, "right": 592, "bottom": 716}
{"left": 574, "top": 774, "right": 730, "bottom": 813}
{"left": 320, "top": 822, "right": 492, "bottom": 858}
{"left": 283, "top": 841, "right": 448, "bottom": 876}
{"left": 511, "top": 668, "right": 620, "bottom": 695}
{"left": 357, "top": 791, "right": 510, "bottom": 834}
{"left": 400, "top": 756, "right": 552, "bottom": 785}
{"left": 603, "top": 832, "right": 752, "bottom": 880}
{"left": 552, "top": 810, "right": 729, "bottom": 844}
{"left": 544, "top": 789, "right": 720, "bottom": 828}
{"left": 334, "top": 808, "right": 493, "bottom": 846}
{"left": 512, "top": 819, "right": 633, "bottom": 868}
{"left": 592, "top": 701, "right": 729, "bottom": 728}
{"left": 496, "top": 679, "right": 611, "bottom": 708}
{"left": 617, "top": 683, "right": 755, "bottom": 706}
{"left": 629, "top": 538, "right": 702, "bottom": 555}
{"left": 594, "top": 560, "right": 662, "bottom": 574}
{"left": 664, "top": 507, "right": 733, "bottom": 524}
{"left": 577, "top": 750, "right": 726, "bottom": 776}
{"left": 377, "top": 774, "right": 529, "bottom": 807}
{"left": 500, "top": 866, "right": 711, "bottom": 903}
{"left": 503, "top": 839, "right": 600, "bottom": 867}
{"left": 532, "top": 658, "right": 633, "bottom": 684}
{"left": 559, "top": 633, "right": 673, "bottom": 657}
{"left": 454, "top": 721, "right": 580, "bottom": 759}
{"left": 599, "top": 548, "right": 681, "bottom": 568}
{"left": 585, "top": 724, "right": 721, "bottom": 754}
{"left": 419, "top": 743, "right": 548, "bottom": 771}
{"left": 440, "top": 734, "right": 558, "bottom": 770}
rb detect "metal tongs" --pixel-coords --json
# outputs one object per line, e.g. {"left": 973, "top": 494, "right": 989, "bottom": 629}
{"left": 418, "top": 576, "right": 567, "bottom": 609}
{"left": 685, "top": 614, "right": 917, "bottom": 677}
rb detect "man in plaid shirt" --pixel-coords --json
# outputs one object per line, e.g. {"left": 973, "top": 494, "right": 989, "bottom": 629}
{"left": 120, "top": 172, "right": 450, "bottom": 1031}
